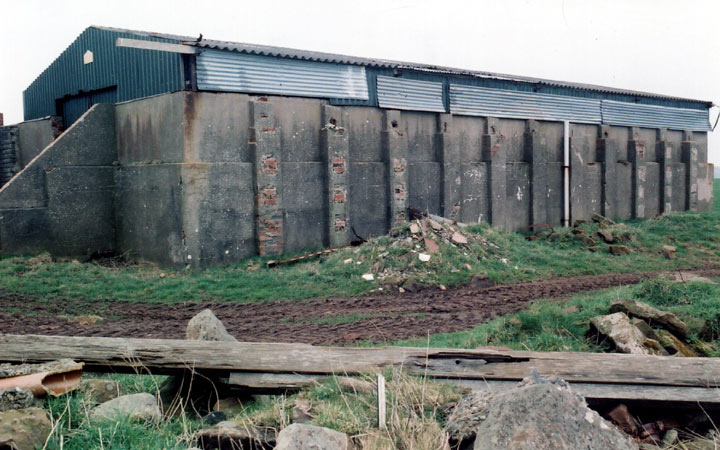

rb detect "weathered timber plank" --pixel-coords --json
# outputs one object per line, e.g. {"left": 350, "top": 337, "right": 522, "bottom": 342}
{"left": 450, "top": 380, "right": 720, "bottom": 406}
{"left": 1, "top": 335, "right": 719, "bottom": 389}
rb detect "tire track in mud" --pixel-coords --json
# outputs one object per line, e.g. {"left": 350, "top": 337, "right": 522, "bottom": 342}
{"left": 1, "top": 269, "right": 717, "bottom": 345}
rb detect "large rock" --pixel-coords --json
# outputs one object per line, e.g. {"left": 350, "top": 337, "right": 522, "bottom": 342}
{"left": 609, "top": 299, "right": 689, "bottom": 337}
{"left": 0, "top": 407, "right": 52, "bottom": 450}
{"left": 275, "top": 423, "right": 351, "bottom": 450}
{"left": 0, "top": 387, "right": 34, "bottom": 411}
{"left": 186, "top": 309, "right": 237, "bottom": 342}
{"left": 655, "top": 329, "right": 697, "bottom": 357}
{"left": 77, "top": 378, "right": 121, "bottom": 404}
{"left": 589, "top": 312, "right": 667, "bottom": 355}
{"left": 195, "top": 421, "right": 276, "bottom": 449}
{"left": 468, "top": 374, "right": 638, "bottom": 450}
{"left": 90, "top": 393, "right": 161, "bottom": 424}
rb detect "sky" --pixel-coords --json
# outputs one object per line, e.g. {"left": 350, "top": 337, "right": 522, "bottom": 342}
{"left": 1, "top": 0, "right": 719, "bottom": 162}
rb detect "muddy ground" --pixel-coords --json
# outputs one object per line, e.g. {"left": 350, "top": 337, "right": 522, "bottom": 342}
{"left": 1, "top": 270, "right": 718, "bottom": 345}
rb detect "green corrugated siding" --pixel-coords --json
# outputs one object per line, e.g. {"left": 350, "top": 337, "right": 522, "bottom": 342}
{"left": 23, "top": 27, "right": 185, "bottom": 122}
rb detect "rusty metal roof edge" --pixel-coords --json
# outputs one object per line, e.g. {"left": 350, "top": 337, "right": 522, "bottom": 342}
{"left": 91, "top": 25, "right": 713, "bottom": 107}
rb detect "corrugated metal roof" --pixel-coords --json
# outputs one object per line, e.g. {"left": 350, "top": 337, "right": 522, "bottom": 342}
{"left": 91, "top": 26, "right": 712, "bottom": 107}
{"left": 196, "top": 49, "right": 369, "bottom": 100}
{"left": 601, "top": 100, "right": 711, "bottom": 131}
{"left": 376, "top": 76, "right": 445, "bottom": 112}
{"left": 449, "top": 85, "right": 602, "bottom": 123}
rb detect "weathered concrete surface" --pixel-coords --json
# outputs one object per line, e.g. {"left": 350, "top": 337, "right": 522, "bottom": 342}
{"left": 0, "top": 103, "right": 116, "bottom": 257}
{"left": 16, "top": 116, "right": 62, "bottom": 168}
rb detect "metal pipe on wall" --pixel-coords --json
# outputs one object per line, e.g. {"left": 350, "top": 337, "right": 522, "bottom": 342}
{"left": 563, "top": 121, "right": 570, "bottom": 227}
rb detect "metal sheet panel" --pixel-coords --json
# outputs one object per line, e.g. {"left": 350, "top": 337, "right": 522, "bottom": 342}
{"left": 449, "top": 85, "right": 601, "bottom": 123}
{"left": 197, "top": 50, "right": 369, "bottom": 100}
{"left": 376, "top": 76, "right": 445, "bottom": 112}
{"left": 601, "top": 100, "right": 711, "bottom": 131}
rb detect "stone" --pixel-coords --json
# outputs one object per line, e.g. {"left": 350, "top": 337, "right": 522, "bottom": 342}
{"left": 592, "top": 213, "right": 616, "bottom": 226}
{"left": 589, "top": 312, "right": 667, "bottom": 355}
{"left": 424, "top": 237, "right": 439, "bottom": 253}
{"left": 201, "top": 411, "right": 227, "bottom": 426}
{"left": 361, "top": 273, "right": 374, "bottom": 281}
{"left": 597, "top": 229, "right": 614, "bottom": 243}
{"left": 468, "top": 373, "right": 637, "bottom": 450}
{"left": 0, "top": 387, "right": 34, "bottom": 412}
{"left": 691, "top": 340, "right": 717, "bottom": 356}
{"left": 576, "top": 234, "right": 596, "bottom": 246}
{"left": 0, "top": 407, "right": 52, "bottom": 450}
{"left": 77, "top": 378, "right": 121, "bottom": 404}
{"left": 655, "top": 329, "right": 697, "bottom": 357}
{"left": 186, "top": 309, "right": 238, "bottom": 342}
{"left": 275, "top": 423, "right": 351, "bottom": 450}
{"left": 661, "top": 245, "right": 677, "bottom": 259}
{"left": 428, "top": 219, "right": 443, "bottom": 231}
{"left": 292, "top": 399, "right": 313, "bottom": 423}
{"left": 195, "top": 421, "right": 276, "bottom": 450}
{"left": 609, "top": 298, "right": 689, "bottom": 337}
{"left": 418, "top": 253, "right": 431, "bottom": 262}
{"left": 331, "top": 376, "right": 374, "bottom": 394}
{"left": 609, "top": 245, "right": 631, "bottom": 255}
{"left": 451, "top": 232, "right": 468, "bottom": 245}
{"left": 444, "top": 390, "right": 493, "bottom": 445}
{"left": 661, "top": 429, "right": 678, "bottom": 448}
{"left": 90, "top": 393, "right": 162, "bottom": 424}
{"left": 66, "top": 314, "right": 104, "bottom": 325}
{"left": 409, "top": 223, "right": 420, "bottom": 234}
{"left": 607, "top": 404, "right": 638, "bottom": 435}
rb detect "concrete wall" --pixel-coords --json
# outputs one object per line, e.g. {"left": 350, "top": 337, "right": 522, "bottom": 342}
{"left": 17, "top": 117, "right": 63, "bottom": 168}
{"left": 0, "top": 91, "right": 713, "bottom": 267}
{"left": 0, "top": 104, "right": 116, "bottom": 257}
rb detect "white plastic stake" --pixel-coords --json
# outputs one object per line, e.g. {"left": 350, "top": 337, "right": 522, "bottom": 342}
{"left": 377, "top": 374, "right": 386, "bottom": 430}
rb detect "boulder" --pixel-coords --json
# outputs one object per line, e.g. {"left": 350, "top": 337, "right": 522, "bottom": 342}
{"left": 90, "top": 393, "right": 161, "bottom": 424}
{"left": 471, "top": 375, "right": 638, "bottom": 450}
{"left": 609, "top": 298, "right": 689, "bottom": 337}
{"left": 609, "top": 245, "right": 631, "bottom": 255}
{"left": 187, "top": 309, "right": 237, "bottom": 342}
{"left": 275, "top": 423, "right": 351, "bottom": 450}
{"left": 661, "top": 245, "right": 677, "bottom": 259}
{"left": 589, "top": 313, "right": 667, "bottom": 355}
{"left": 0, "top": 387, "right": 35, "bottom": 412}
{"left": 597, "top": 229, "right": 614, "bottom": 243}
{"left": 77, "top": 378, "right": 121, "bottom": 404}
{"left": 655, "top": 329, "right": 697, "bottom": 357}
{"left": 0, "top": 407, "right": 52, "bottom": 450}
{"left": 195, "top": 421, "right": 276, "bottom": 450}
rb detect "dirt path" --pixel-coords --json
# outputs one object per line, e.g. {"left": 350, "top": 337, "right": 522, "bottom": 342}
{"left": 1, "top": 269, "right": 717, "bottom": 345}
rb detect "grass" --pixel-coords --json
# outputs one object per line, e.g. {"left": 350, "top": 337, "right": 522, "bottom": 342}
{"left": 399, "top": 277, "right": 720, "bottom": 356}
{"left": 2, "top": 180, "right": 720, "bottom": 309}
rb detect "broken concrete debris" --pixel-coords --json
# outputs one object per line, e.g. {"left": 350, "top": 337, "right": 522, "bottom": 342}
{"left": 589, "top": 312, "right": 667, "bottom": 355}
{"left": 609, "top": 298, "right": 689, "bottom": 337}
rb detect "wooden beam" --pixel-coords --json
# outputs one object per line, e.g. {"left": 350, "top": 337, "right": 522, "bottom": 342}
{"left": 1, "top": 335, "right": 719, "bottom": 391}
{"left": 115, "top": 38, "right": 197, "bottom": 54}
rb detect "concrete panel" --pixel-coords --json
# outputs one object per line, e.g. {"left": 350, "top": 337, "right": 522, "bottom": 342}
{"left": 571, "top": 124, "right": 598, "bottom": 163}
{"left": 585, "top": 164, "right": 602, "bottom": 217}
{"left": 697, "top": 163, "right": 714, "bottom": 212}
{"left": 0, "top": 166, "right": 46, "bottom": 209}
{"left": 184, "top": 92, "right": 251, "bottom": 163}
{"left": 671, "top": 162, "right": 687, "bottom": 211}
{"left": 454, "top": 116, "right": 485, "bottom": 162}
{"left": 536, "top": 121, "right": 564, "bottom": 163}
{"left": 115, "top": 164, "right": 184, "bottom": 265}
{"left": 198, "top": 163, "right": 256, "bottom": 264}
{"left": 282, "top": 162, "right": 326, "bottom": 253}
{"left": 349, "top": 162, "right": 387, "bottom": 238}
{"left": 615, "top": 162, "right": 633, "bottom": 219}
{"left": 644, "top": 162, "right": 661, "bottom": 218}
{"left": 666, "top": 130, "right": 684, "bottom": 162}
{"left": 608, "top": 126, "right": 630, "bottom": 161}
{"left": 345, "top": 107, "right": 384, "bottom": 162}
{"left": 637, "top": 128, "right": 657, "bottom": 162}
{"left": 273, "top": 97, "right": 324, "bottom": 162}
{"left": 0, "top": 208, "right": 52, "bottom": 254}
{"left": 17, "top": 117, "right": 61, "bottom": 167}
{"left": 694, "top": 132, "right": 708, "bottom": 163}
{"left": 459, "top": 162, "right": 488, "bottom": 224}
{"left": 408, "top": 162, "right": 441, "bottom": 215}
{"left": 498, "top": 118, "right": 526, "bottom": 162}
{"left": 403, "top": 112, "right": 437, "bottom": 162}
{"left": 116, "top": 92, "right": 185, "bottom": 164}
{"left": 546, "top": 162, "right": 564, "bottom": 226}
{"left": 505, "top": 162, "right": 530, "bottom": 230}
{"left": 46, "top": 167, "right": 115, "bottom": 256}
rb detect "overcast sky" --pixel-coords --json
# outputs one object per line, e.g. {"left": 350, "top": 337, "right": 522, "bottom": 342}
{"left": 1, "top": 0, "right": 718, "bottom": 162}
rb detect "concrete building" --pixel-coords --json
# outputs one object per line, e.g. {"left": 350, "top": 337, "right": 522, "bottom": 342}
{"left": 0, "top": 26, "right": 714, "bottom": 267}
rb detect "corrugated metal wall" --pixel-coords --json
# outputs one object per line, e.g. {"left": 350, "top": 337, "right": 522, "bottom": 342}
{"left": 449, "top": 84, "right": 602, "bottom": 123}
{"left": 601, "top": 100, "right": 711, "bottom": 131}
{"left": 23, "top": 27, "right": 185, "bottom": 123}
{"left": 376, "top": 76, "right": 445, "bottom": 112}
{"left": 196, "top": 49, "right": 369, "bottom": 100}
